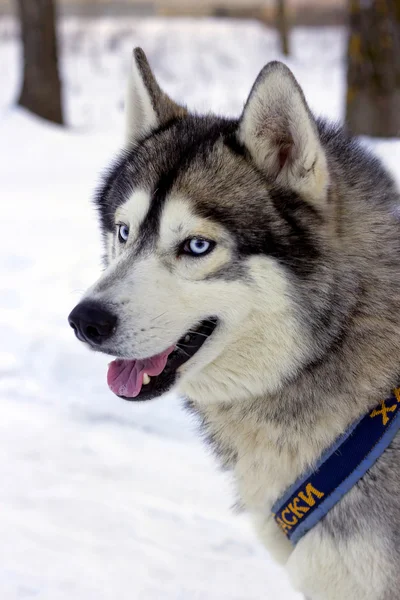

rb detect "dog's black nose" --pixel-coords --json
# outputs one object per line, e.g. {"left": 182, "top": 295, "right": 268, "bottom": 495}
{"left": 68, "top": 301, "right": 117, "bottom": 345}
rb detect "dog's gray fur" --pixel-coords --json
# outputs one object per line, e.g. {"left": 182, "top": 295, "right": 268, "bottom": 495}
{"left": 79, "top": 49, "right": 400, "bottom": 598}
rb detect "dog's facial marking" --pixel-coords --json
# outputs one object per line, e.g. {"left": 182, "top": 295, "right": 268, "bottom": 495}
{"left": 134, "top": 169, "right": 180, "bottom": 255}
{"left": 179, "top": 253, "right": 308, "bottom": 403}
{"left": 105, "top": 231, "right": 115, "bottom": 262}
{"left": 113, "top": 189, "right": 151, "bottom": 253}
{"left": 88, "top": 155, "right": 310, "bottom": 401}
{"left": 192, "top": 187, "right": 322, "bottom": 280}
{"left": 158, "top": 197, "right": 235, "bottom": 281}
{"left": 89, "top": 111, "right": 324, "bottom": 403}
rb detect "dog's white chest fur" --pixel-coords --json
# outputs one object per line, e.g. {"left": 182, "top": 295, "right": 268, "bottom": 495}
{"left": 189, "top": 400, "right": 391, "bottom": 600}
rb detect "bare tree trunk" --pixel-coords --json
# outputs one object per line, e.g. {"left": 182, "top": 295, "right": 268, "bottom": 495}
{"left": 277, "top": 0, "right": 290, "bottom": 56}
{"left": 16, "top": 0, "right": 63, "bottom": 125}
{"left": 346, "top": 0, "right": 400, "bottom": 137}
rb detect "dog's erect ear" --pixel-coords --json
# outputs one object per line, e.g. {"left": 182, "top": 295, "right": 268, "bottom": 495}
{"left": 125, "top": 48, "right": 187, "bottom": 145}
{"left": 238, "top": 61, "right": 329, "bottom": 206}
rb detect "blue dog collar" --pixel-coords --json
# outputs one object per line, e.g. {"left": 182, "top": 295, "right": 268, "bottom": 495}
{"left": 272, "top": 387, "right": 400, "bottom": 545}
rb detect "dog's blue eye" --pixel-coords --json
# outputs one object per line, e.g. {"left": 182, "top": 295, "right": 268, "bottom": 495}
{"left": 182, "top": 237, "right": 214, "bottom": 257}
{"left": 118, "top": 224, "right": 129, "bottom": 243}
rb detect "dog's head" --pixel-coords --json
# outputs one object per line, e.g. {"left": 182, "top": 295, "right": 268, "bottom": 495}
{"left": 69, "top": 49, "right": 337, "bottom": 405}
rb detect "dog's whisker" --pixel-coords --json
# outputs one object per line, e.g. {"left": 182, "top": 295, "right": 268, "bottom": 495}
{"left": 150, "top": 311, "right": 169, "bottom": 323}
{"left": 185, "top": 330, "right": 211, "bottom": 339}
{"left": 176, "top": 343, "right": 199, "bottom": 350}
{"left": 176, "top": 346, "right": 192, "bottom": 359}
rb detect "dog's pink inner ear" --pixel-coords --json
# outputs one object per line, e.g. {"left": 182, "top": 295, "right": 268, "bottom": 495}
{"left": 278, "top": 141, "right": 292, "bottom": 171}
{"left": 238, "top": 61, "right": 329, "bottom": 206}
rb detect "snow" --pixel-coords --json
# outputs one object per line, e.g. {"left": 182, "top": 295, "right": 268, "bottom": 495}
{"left": 0, "top": 16, "right": 399, "bottom": 600}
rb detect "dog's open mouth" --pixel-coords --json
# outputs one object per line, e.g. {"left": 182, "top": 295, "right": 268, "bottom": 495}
{"left": 107, "top": 318, "right": 218, "bottom": 401}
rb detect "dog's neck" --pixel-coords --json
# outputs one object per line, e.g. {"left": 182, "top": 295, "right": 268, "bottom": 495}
{"left": 183, "top": 313, "right": 400, "bottom": 518}
{"left": 186, "top": 385, "right": 365, "bottom": 512}
{"left": 184, "top": 364, "right": 399, "bottom": 564}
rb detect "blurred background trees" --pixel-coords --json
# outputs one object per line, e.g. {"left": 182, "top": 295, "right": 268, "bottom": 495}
{"left": 277, "top": 0, "right": 290, "bottom": 56}
{"left": 16, "top": 0, "right": 63, "bottom": 124}
{"left": 9, "top": 0, "right": 400, "bottom": 136}
{"left": 346, "top": 0, "right": 400, "bottom": 137}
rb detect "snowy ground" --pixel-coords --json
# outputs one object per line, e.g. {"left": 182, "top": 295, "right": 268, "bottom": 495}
{"left": 1, "top": 17, "right": 400, "bottom": 600}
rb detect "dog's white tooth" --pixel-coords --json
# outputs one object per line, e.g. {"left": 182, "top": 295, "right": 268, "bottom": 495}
{"left": 184, "top": 334, "right": 190, "bottom": 343}
{"left": 143, "top": 373, "right": 151, "bottom": 385}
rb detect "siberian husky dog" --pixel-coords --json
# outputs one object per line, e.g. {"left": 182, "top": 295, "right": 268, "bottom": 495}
{"left": 68, "top": 49, "right": 400, "bottom": 599}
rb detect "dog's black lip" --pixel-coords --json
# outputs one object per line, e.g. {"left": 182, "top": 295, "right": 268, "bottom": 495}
{"left": 117, "top": 317, "right": 219, "bottom": 402}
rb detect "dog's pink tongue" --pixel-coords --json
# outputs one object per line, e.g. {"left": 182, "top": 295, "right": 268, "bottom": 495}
{"left": 107, "top": 346, "right": 174, "bottom": 398}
